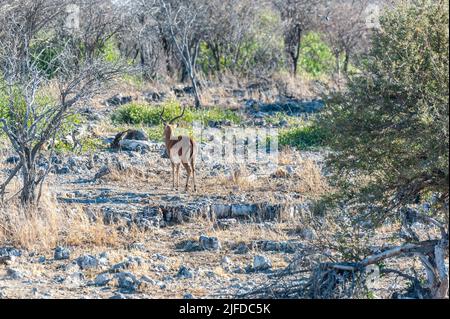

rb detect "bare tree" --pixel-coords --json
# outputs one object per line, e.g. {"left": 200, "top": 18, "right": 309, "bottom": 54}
{"left": 124, "top": 1, "right": 177, "bottom": 79}
{"left": 0, "top": 0, "right": 123, "bottom": 205}
{"left": 320, "top": 0, "right": 373, "bottom": 76}
{"left": 202, "top": 0, "right": 258, "bottom": 75}
{"left": 149, "top": 0, "right": 206, "bottom": 109}
{"left": 273, "top": 0, "right": 322, "bottom": 76}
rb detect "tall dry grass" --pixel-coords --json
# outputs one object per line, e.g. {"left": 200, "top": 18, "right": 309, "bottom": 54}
{"left": 0, "top": 184, "right": 122, "bottom": 251}
{"left": 295, "top": 158, "right": 331, "bottom": 197}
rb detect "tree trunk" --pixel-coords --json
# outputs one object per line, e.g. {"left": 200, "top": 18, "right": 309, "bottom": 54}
{"left": 285, "top": 25, "right": 302, "bottom": 76}
{"left": 335, "top": 52, "right": 341, "bottom": 78}
{"left": 292, "top": 28, "right": 302, "bottom": 76}
{"left": 189, "top": 42, "right": 201, "bottom": 109}
{"left": 208, "top": 41, "right": 221, "bottom": 74}
{"left": 343, "top": 50, "right": 350, "bottom": 75}
{"left": 420, "top": 238, "right": 449, "bottom": 299}
{"left": 20, "top": 162, "right": 37, "bottom": 205}
{"left": 190, "top": 70, "right": 201, "bottom": 109}
{"left": 16, "top": 146, "right": 39, "bottom": 206}
{"left": 140, "top": 45, "right": 149, "bottom": 80}
{"left": 180, "top": 64, "right": 189, "bottom": 83}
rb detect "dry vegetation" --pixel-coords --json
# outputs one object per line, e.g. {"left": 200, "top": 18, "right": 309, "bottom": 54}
{"left": 0, "top": 184, "right": 122, "bottom": 250}
{"left": 0, "top": 0, "right": 448, "bottom": 300}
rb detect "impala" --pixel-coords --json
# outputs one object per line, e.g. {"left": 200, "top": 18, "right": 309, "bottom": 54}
{"left": 160, "top": 107, "right": 198, "bottom": 192}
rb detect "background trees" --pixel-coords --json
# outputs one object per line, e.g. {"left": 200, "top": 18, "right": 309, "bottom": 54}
{"left": 76, "top": 0, "right": 383, "bottom": 82}
{"left": 152, "top": 0, "right": 207, "bottom": 109}
{"left": 320, "top": 0, "right": 373, "bottom": 76}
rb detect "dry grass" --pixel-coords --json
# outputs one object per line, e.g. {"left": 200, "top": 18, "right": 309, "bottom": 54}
{"left": 295, "top": 158, "right": 330, "bottom": 197}
{"left": 101, "top": 165, "right": 153, "bottom": 184}
{"left": 272, "top": 72, "right": 323, "bottom": 100}
{"left": 0, "top": 184, "right": 124, "bottom": 250}
{"left": 213, "top": 165, "right": 257, "bottom": 191}
{"left": 278, "top": 148, "right": 297, "bottom": 165}
{"left": 200, "top": 160, "right": 328, "bottom": 198}
{"left": 93, "top": 71, "right": 324, "bottom": 110}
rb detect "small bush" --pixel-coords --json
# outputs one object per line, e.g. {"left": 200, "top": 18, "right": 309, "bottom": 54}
{"left": 279, "top": 124, "right": 327, "bottom": 150}
{"left": 111, "top": 100, "right": 242, "bottom": 127}
{"left": 54, "top": 136, "right": 105, "bottom": 154}
{"left": 145, "top": 125, "right": 164, "bottom": 142}
{"left": 299, "top": 32, "right": 334, "bottom": 77}
{"left": 101, "top": 38, "right": 122, "bottom": 64}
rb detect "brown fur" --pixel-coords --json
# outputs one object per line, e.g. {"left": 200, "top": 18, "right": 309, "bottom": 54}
{"left": 163, "top": 125, "right": 197, "bottom": 192}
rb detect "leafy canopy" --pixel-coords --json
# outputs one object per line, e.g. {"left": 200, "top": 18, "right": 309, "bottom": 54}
{"left": 318, "top": 0, "right": 449, "bottom": 217}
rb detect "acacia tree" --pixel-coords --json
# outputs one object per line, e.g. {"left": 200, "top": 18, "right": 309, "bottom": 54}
{"left": 319, "top": 0, "right": 449, "bottom": 298}
{"left": 0, "top": 0, "right": 123, "bottom": 205}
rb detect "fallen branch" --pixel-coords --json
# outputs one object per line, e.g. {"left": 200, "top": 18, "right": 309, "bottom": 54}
{"left": 243, "top": 238, "right": 449, "bottom": 299}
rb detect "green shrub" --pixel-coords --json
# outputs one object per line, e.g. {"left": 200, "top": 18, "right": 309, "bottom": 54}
{"left": 0, "top": 84, "right": 8, "bottom": 121}
{"left": 0, "top": 83, "right": 89, "bottom": 151}
{"left": 101, "top": 38, "right": 121, "bottom": 64}
{"left": 317, "top": 0, "right": 449, "bottom": 214}
{"left": 279, "top": 124, "right": 327, "bottom": 150}
{"left": 299, "top": 32, "right": 334, "bottom": 77}
{"left": 145, "top": 125, "right": 164, "bottom": 142}
{"left": 54, "top": 136, "right": 104, "bottom": 154}
{"left": 112, "top": 100, "right": 242, "bottom": 127}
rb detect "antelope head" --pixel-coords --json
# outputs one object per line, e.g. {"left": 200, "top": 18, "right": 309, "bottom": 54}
{"left": 159, "top": 106, "right": 187, "bottom": 145}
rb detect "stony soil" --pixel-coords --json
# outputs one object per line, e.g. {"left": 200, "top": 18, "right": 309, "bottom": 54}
{"left": 1, "top": 90, "right": 439, "bottom": 300}
{"left": 0, "top": 89, "right": 329, "bottom": 299}
{"left": 0, "top": 145, "right": 324, "bottom": 299}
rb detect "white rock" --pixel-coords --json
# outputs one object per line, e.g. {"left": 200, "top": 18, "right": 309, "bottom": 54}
{"left": 253, "top": 255, "right": 272, "bottom": 271}
{"left": 94, "top": 273, "right": 111, "bottom": 286}
{"left": 119, "top": 140, "right": 152, "bottom": 152}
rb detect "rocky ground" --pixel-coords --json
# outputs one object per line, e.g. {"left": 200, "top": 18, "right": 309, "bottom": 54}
{"left": 0, "top": 87, "right": 330, "bottom": 299}
{"left": 1, "top": 86, "right": 439, "bottom": 300}
{"left": 0, "top": 145, "right": 325, "bottom": 299}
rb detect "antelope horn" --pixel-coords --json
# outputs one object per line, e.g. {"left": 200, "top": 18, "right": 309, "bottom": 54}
{"left": 169, "top": 106, "right": 187, "bottom": 124}
{"left": 159, "top": 107, "right": 167, "bottom": 124}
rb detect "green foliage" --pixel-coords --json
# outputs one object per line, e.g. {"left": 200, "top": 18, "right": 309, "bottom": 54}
{"left": 60, "top": 113, "right": 83, "bottom": 134}
{"left": 32, "top": 45, "right": 62, "bottom": 78}
{"left": 366, "top": 291, "right": 376, "bottom": 299}
{"left": 145, "top": 125, "right": 164, "bottom": 142}
{"left": 0, "top": 81, "right": 8, "bottom": 121}
{"left": 0, "top": 82, "right": 92, "bottom": 153}
{"left": 0, "top": 82, "right": 56, "bottom": 128}
{"left": 318, "top": 1, "right": 449, "bottom": 216}
{"left": 54, "top": 136, "right": 104, "bottom": 154}
{"left": 101, "top": 38, "right": 121, "bottom": 64}
{"left": 111, "top": 100, "right": 242, "bottom": 127}
{"left": 299, "top": 32, "right": 334, "bottom": 76}
{"left": 198, "top": 8, "right": 284, "bottom": 75}
{"left": 29, "top": 32, "right": 64, "bottom": 78}
{"left": 0, "top": 86, "right": 26, "bottom": 122}
{"left": 279, "top": 124, "right": 327, "bottom": 150}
